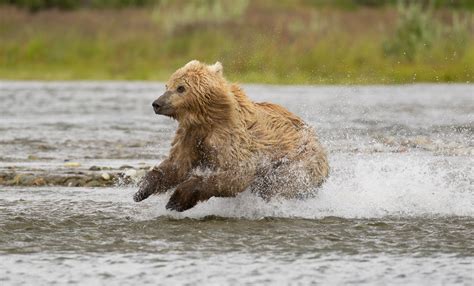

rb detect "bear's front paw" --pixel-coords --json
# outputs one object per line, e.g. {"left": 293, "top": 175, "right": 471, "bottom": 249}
{"left": 166, "top": 188, "right": 201, "bottom": 212}
{"left": 133, "top": 169, "right": 162, "bottom": 202}
{"left": 133, "top": 191, "right": 147, "bottom": 202}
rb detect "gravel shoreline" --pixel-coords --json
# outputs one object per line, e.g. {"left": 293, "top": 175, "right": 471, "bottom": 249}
{"left": 0, "top": 165, "right": 149, "bottom": 187}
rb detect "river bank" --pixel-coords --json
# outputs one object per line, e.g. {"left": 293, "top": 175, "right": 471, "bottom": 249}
{"left": 1, "top": 4, "right": 473, "bottom": 84}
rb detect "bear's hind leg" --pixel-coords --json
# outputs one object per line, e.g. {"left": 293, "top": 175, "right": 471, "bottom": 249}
{"left": 166, "top": 169, "right": 256, "bottom": 212}
{"left": 251, "top": 157, "right": 325, "bottom": 200}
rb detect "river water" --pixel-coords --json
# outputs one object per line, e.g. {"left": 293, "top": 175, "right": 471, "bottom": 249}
{"left": 0, "top": 82, "right": 473, "bottom": 285}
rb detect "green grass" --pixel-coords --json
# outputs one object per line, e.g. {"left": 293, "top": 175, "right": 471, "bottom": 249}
{"left": 0, "top": 4, "right": 472, "bottom": 84}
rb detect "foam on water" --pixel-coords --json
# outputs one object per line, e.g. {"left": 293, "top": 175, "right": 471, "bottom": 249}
{"left": 135, "top": 153, "right": 473, "bottom": 220}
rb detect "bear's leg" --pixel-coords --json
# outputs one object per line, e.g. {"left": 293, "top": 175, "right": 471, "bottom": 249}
{"left": 133, "top": 159, "right": 186, "bottom": 202}
{"left": 251, "top": 160, "right": 296, "bottom": 200}
{"left": 166, "top": 170, "right": 255, "bottom": 212}
{"left": 252, "top": 154, "right": 328, "bottom": 200}
{"left": 258, "top": 162, "right": 314, "bottom": 199}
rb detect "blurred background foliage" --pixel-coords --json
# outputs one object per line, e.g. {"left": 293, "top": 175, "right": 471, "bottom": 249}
{"left": 0, "top": 0, "right": 473, "bottom": 83}
{"left": 1, "top": 0, "right": 474, "bottom": 11}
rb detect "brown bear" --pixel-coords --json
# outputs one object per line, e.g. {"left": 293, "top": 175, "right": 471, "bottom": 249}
{"left": 133, "top": 60, "right": 329, "bottom": 211}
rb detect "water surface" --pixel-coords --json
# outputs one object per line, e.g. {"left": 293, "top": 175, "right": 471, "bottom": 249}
{"left": 0, "top": 82, "right": 473, "bottom": 285}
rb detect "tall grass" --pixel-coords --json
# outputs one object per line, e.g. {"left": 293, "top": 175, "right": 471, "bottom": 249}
{"left": 0, "top": 3, "right": 472, "bottom": 84}
{"left": 384, "top": 2, "right": 470, "bottom": 62}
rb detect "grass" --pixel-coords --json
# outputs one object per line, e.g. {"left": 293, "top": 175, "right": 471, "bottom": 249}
{"left": 0, "top": 3, "right": 473, "bottom": 84}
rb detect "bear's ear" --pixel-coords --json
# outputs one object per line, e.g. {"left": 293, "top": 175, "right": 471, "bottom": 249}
{"left": 209, "top": 61, "right": 223, "bottom": 76}
{"left": 184, "top": 60, "right": 200, "bottom": 68}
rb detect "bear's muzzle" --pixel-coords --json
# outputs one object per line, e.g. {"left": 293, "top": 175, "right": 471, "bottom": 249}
{"left": 152, "top": 91, "right": 173, "bottom": 115}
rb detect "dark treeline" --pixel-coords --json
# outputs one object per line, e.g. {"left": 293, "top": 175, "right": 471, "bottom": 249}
{"left": 1, "top": 0, "right": 473, "bottom": 12}
{"left": 0, "top": 0, "right": 153, "bottom": 10}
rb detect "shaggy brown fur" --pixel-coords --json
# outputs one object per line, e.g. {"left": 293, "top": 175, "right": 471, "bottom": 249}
{"left": 134, "top": 60, "right": 329, "bottom": 211}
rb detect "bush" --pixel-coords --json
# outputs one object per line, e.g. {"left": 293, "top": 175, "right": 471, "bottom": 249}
{"left": 0, "top": 0, "right": 78, "bottom": 11}
{"left": 152, "top": 0, "right": 249, "bottom": 33}
{"left": 0, "top": 0, "right": 153, "bottom": 11}
{"left": 384, "top": 2, "right": 470, "bottom": 62}
{"left": 384, "top": 3, "right": 439, "bottom": 61}
{"left": 443, "top": 13, "right": 470, "bottom": 58}
{"left": 2, "top": 0, "right": 474, "bottom": 11}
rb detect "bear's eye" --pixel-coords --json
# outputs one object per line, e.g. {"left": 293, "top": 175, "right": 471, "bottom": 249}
{"left": 177, "top": 86, "right": 186, "bottom": 93}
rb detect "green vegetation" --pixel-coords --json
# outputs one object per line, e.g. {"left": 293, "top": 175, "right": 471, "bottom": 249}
{"left": 0, "top": 1, "right": 473, "bottom": 84}
{"left": 384, "top": 2, "right": 471, "bottom": 63}
{"left": 0, "top": 0, "right": 154, "bottom": 11}
{"left": 2, "top": 0, "right": 474, "bottom": 11}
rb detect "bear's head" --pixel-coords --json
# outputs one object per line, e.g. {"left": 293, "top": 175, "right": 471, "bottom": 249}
{"left": 152, "top": 60, "right": 233, "bottom": 126}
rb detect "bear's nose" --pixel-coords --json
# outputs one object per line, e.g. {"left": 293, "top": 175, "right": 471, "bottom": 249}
{"left": 152, "top": 101, "right": 160, "bottom": 109}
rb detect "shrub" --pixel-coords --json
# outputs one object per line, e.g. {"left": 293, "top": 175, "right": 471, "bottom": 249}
{"left": 383, "top": 3, "right": 439, "bottom": 61}
{"left": 0, "top": 0, "right": 153, "bottom": 11}
{"left": 152, "top": 0, "right": 249, "bottom": 33}
{"left": 384, "top": 2, "right": 470, "bottom": 62}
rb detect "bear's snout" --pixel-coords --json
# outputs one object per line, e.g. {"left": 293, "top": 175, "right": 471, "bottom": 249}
{"left": 152, "top": 100, "right": 161, "bottom": 112}
{"left": 152, "top": 91, "right": 173, "bottom": 115}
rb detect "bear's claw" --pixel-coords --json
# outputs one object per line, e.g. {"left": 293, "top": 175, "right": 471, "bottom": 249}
{"left": 133, "top": 191, "right": 148, "bottom": 202}
{"left": 166, "top": 188, "right": 200, "bottom": 212}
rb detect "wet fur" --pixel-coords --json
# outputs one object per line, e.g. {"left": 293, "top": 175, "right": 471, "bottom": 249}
{"left": 134, "top": 60, "right": 329, "bottom": 211}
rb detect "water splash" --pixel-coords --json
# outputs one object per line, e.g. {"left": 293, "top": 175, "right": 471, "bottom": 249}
{"left": 136, "top": 153, "right": 473, "bottom": 220}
